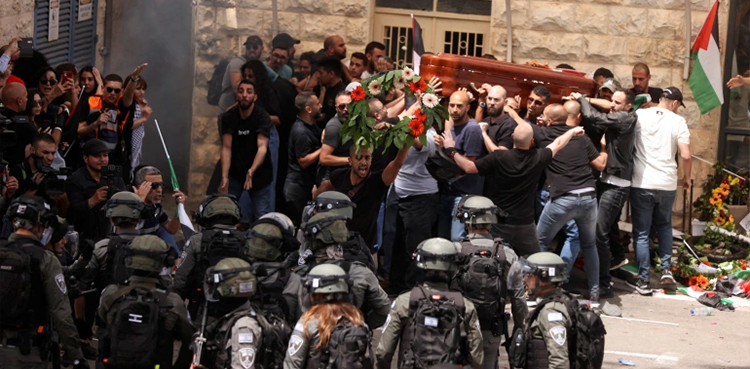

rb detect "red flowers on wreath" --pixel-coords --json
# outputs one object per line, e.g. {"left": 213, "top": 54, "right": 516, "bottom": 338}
{"left": 408, "top": 119, "right": 425, "bottom": 137}
{"left": 350, "top": 86, "right": 366, "bottom": 102}
{"left": 413, "top": 108, "right": 427, "bottom": 124}
{"left": 408, "top": 79, "right": 428, "bottom": 94}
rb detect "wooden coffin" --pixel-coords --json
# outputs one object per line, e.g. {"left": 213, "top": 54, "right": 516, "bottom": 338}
{"left": 419, "top": 53, "right": 598, "bottom": 104}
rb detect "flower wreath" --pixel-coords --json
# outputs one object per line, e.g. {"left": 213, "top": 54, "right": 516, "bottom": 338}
{"left": 340, "top": 67, "right": 449, "bottom": 151}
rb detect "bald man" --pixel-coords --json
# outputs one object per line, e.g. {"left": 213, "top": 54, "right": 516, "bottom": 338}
{"left": 477, "top": 85, "right": 527, "bottom": 153}
{"left": 435, "top": 90, "right": 485, "bottom": 241}
{"left": 535, "top": 101, "right": 607, "bottom": 300}
{"left": 324, "top": 35, "right": 347, "bottom": 60}
{"left": 445, "top": 115, "right": 583, "bottom": 256}
{"left": 1, "top": 82, "right": 39, "bottom": 166}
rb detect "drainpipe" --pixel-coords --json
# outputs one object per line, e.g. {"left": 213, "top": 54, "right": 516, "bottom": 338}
{"left": 272, "top": 0, "right": 278, "bottom": 36}
{"left": 505, "top": 0, "right": 512, "bottom": 62}
{"left": 683, "top": 0, "right": 692, "bottom": 80}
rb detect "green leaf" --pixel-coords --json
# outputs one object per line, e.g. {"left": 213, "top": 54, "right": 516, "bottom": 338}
{"left": 412, "top": 75, "right": 421, "bottom": 82}
{"left": 419, "top": 133, "right": 427, "bottom": 147}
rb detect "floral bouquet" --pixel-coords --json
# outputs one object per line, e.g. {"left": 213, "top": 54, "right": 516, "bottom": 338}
{"left": 340, "top": 67, "right": 449, "bottom": 151}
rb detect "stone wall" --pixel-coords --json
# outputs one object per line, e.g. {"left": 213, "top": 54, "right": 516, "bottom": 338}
{"left": 0, "top": 1, "right": 34, "bottom": 39}
{"left": 188, "top": 0, "right": 371, "bottom": 202}
{"left": 490, "top": 0, "right": 730, "bottom": 212}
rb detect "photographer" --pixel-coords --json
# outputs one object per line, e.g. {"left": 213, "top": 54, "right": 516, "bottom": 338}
{"left": 9, "top": 132, "right": 69, "bottom": 215}
{"left": 1, "top": 82, "right": 39, "bottom": 166}
{"left": 65, "top": 139, "right": 126, "bottom": 242}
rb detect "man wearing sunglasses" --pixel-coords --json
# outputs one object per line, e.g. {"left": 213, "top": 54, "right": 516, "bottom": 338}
{"left": 524, "top": 85, "right": 551, "bottom": 126}
{"left": 131, "top": 166, "right": 186, "bottom": 256}
{"left": 265, "top": 43, "right": 293, "bottom": 81}
{"left": 218, "top": 35, "right": 265, "bottom": 116}
{"left": 318, "top": 91, "right": 353, "bottom": 184}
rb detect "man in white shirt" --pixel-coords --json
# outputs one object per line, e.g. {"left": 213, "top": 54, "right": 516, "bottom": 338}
{"left": 631, "top": 87, "right": 692, "bottom": 295}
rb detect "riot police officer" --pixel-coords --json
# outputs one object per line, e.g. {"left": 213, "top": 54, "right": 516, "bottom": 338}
{"left": 0, "top": 195, "right": 89, "bottom": 369}
{"left": 454, "top": 195, "right": 528, "bottom": 369}
{"left": 507, "top": 252, "right": 572, "bottom": 369}
{"left": 288, "top": 212, "right": 390, "bottom": 327}
{"left": 376, "top": 237, "right": 484, "bottom": 369}
{"left": 97, "top": 235, "right": 194, "bottom": 369}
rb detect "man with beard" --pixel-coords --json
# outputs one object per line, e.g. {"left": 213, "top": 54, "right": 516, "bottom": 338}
{"left": 314, "top": 58, "right": 346, "bottom": 127}
{"left": 284, "top": 92, "right": 323, "bottom": 224}
{"left": 598, "top": 78, "right": 621, "bottom": 102}
{"left": 315, "top": 143, "right": 410, "bottom": 251}
{"left": 318, "top": 91, "right": 353, "bottom": 183}
{"left": 218, "top": 35, "right": 264, "bottom": 115}
{"left": 629, "top": 63, "right": 662, "bottom": 106}
{"left": 476, "top": 85, "right": 526, "bottom": 153}
{"left": 323, "top": 35, "right": 347, "bottom": 60}
{"left": 10, "top": 133, "right": 69, "bottom": 212}
{"left": 435, "top": 90, "right": 484, "bottom": 241}
{"left": 219, "top": 79, "right": 274, "bottom": 225}
{"left": 360, "top": 42, "right": 385, "bottom": 80}
{"left": 131, "top": 166, "right": 187, "bottom": 254}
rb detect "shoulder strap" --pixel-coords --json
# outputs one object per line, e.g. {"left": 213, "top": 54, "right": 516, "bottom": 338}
{"left": 347, "top": 174, "right": 369, "bottom": 199}
{"left": 493, "top": 238, "right": 507, "bottom": 262}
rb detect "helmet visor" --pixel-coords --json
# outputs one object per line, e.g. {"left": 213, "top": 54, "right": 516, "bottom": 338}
{"left": 507, "top": 258, "right": 532, "bottom": 290}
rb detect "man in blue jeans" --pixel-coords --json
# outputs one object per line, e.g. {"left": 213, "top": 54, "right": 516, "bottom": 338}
{"left": 219, "top": 79, "right": 274, "bottom": 225}
{"left": 536, "top": 102, "right": 607, "bottom": 300}
{"left": 631, "top": 87, "right": 692, "bottom": 295}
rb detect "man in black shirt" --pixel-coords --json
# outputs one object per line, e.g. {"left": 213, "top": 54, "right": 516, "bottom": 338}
{"left": 446, "top": 123, "right": 583, "bottom": 257}
{"left": 536, "top": 102, "right": 607, "bottom": 301}
{"left": 1, "top": 82, "right": 38, "bottom": 166}
{"left": 219, "top": 79, "right": 274, "bottom": 224}
{"left": 314, "top": 58, "right": 346, "bottom": 127}
{"left": 315, "top": 143, "right": 409, "bottom": 250}
{"left": 284, "top": 92, "right": 323, "bottom": 224}
{"left": 65, "top": 139, "right": 126, "bottom": 242}
{"left": 629, "top": 62, "right": 663, "bottom": 108}
{"left": 10, "top": 132, "right": 69, "bottom": 213}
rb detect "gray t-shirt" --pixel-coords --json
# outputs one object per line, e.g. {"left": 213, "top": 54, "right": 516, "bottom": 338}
{"left": 394, "top": 127, "right": 438, "bottom": 198}
{"left": 218, "top": 55, "right": 247, "bottom": 113}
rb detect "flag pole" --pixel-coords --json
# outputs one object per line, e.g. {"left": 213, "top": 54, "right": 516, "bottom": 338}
{"left": 154, "top": 119, "right": 180, "bottom": 191}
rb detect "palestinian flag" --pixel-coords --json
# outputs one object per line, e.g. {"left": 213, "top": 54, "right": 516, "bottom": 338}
{"left": 688, "top": 0, "right": 723, "bottom": 114}
{"left": 412, "top": 15, "right": 425, "bottom": 74}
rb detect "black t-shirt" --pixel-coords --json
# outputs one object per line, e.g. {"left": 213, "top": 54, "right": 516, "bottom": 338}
{"left": 220, "top": 104, "right": 274, "bottom": 189}
{"left": 475, "top": 148, "right": 553, "bottom": 225}
{"left": 483, "top": 114, "right": 515, "bottom": 151}
{"left": 287, "top": 117, "right": 323, "bottom": 188}
{"left": 329, "top": 168, "right": 388, "bottom": 248}
{"left": 629, "top": 86, "right": 664, "bottom": 106}
{"left": 317, "top": 115, "right": 352, "bottom": 184}
{"left": 538, "top": 125, "right": 600, "bottom": 199}
{"left": 314, "top": 81, "right": 346, "bottom": 128}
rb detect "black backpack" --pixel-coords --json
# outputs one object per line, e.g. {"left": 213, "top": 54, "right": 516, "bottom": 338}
{"left": 400, "top": 287, "right": 467, "bottom": 368}
{"left": 103, "top": 286, "right": 172, "bottom": 369}
{"left": 326, "top": 320, "right": 374, "bottom": 369}
{"left": 455, "top": 238, "right": 507, "bottom": 336}
{"left": 0, "top": 239, "right": 45, "bottom": 329}
{"left": 190, "top": 229, "right": 249, "bottom": 298}
{"left": 207, "top": 59, "right": 230, "bottom": 106}
{"left": 106, "top": 235, "right": 137, "bottom": 287}
{"left": 520, "top": 292, "right": 606, "bottom": 369}
{"left": 251, "top": 261, "right": 294, "bottom": 324}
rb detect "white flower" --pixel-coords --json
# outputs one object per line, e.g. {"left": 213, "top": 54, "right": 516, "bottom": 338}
{"left": 402, "top": 67, "right": 415, "bottom": 82}
{"left": 422, "top": 93, "right": 438, "bottom": 108}
{"left": 393, "top": 76, "right": 405, "bottom": 90}
{"left": 368, "top": 80, "right": 382, "bottom": 96}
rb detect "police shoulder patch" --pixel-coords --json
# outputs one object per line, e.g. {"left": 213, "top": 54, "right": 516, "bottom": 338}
{"left": 55, "top": 274, "right": 67, "bottom": 294}
{"left": 288, "top": 335, "right": 304, "bottom": 356}
{"left": 238, "top": 347, "right": 255, "bottom": 369}
{"left": 549, "top": 325, "right": 567, "bottom": 346}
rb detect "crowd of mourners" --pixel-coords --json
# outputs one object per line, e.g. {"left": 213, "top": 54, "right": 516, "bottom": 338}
{"left": 0, "top": 29, "right": 707, "bottom": 369}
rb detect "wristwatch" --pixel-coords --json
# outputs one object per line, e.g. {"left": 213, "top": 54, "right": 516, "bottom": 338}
{"left": 478, "top": 101, "right": 487, "bottom": 108}
{"left": 445, "top": 147, "right": 457, "bottom": 158}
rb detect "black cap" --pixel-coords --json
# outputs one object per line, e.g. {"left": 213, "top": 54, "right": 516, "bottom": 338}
{"left": 83, "top": 139, "right": 109, "bottom": 156}
{"left": 272, "top": 33, "right": 300, "bottom": 49}
{"left": 244, "top": 35, "right": 263, "bottom": 48}
{"left": 661, "top": 87, "right": 685, "bottom": 107}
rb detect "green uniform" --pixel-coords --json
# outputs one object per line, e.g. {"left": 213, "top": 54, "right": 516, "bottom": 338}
{"left": 0, "top": 234, "right": 84, "bottom": 368}
{"left": 79, "top": 228, "right": 140, "bottom": 288}
{"left": 375, "top": 281, "right": 484, "bottom": 369}
{"left": 282, "top": 316, "right": 322, "bottom": 369}
{"left": 456, "top": 233, "right": 528, "bottom": 369}
{"left": 526, "top": 290, "right": 571, "bottom": 369}
{"left": 173, "top": 226, "right": 236, "bottom": 297}
{"left": 98, "top": 276, "right": 195, "bottom": 367}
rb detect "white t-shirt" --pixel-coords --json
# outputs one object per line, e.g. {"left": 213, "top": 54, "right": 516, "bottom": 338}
{"left": 632, "top": 107, "right": 690, "bottom": 191}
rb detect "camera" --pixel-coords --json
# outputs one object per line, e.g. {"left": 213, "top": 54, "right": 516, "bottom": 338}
{"left": 0, "top": 111, "right": 20, "bottom": 149}
{"left": 40, "top": 167, "right": 72, "bottom": 196}
{"left": 99, "top": 165, "right": 123, "bottom": 199}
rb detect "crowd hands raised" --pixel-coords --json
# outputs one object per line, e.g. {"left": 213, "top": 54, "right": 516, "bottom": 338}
{"left": 0, "top": 30, "right": 697, "bottom": 369}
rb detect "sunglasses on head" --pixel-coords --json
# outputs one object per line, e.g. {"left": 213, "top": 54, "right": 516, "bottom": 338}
{"left": 40, "top": 79, "right": 57, "bottom": 86}
{"left": 528, "top": 98, "right": 544, "bottom": 106}
{"left": 336, "top": 104, "right": 348, "bottom": 110}
{"left": 151, "top": 182, "right": 166, "bottom": 189}
{"left": 106, "top": 87, "right": 122, "bottom": 94}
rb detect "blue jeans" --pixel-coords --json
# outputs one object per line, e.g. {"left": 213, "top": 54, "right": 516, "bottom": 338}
{"left": 438, "top": 194, "right": 466, "bottom": 242}
{"left": 537, "top": 193, "right": 599, "bottom": 295}
{"left": 631, "top": 188, "right": 676, "bottom": 281}
{"left": 540, "top": 190, "right": 580, "bottom": 281}
{"left": 228, "top": 177, "right": 273, "bottom": 223}
{"left": 268, "top": 126, "right": 279, "bottom": 212}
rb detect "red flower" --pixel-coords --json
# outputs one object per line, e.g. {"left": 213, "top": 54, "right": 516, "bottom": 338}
{"left": 408, "top": 119, "right": 425, "bottom": 137}
{"left": 722, "top": 179, "right": 728, "bottom": 184}
{"left": 350, "top": 86, "right": 366, "bottom": 102}
{"left": 413, "top": 108, "right": 427, "bottom": 124}
{"left": 408, "top": 79, "right": 428, "bottom": 94}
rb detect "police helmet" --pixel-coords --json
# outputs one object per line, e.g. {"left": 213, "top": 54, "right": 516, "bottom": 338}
{"left": 303, "top": 191, "right": 356, "bottom": 222}
{"left": 206, "top": 257, "right": 257, "bottom": 300}
{"left": 104, "top": 191, "right": 146, "bottom": 220}
{"left": 507, "top": 252, "right": 568, "bottom": 292}
{"left": 6, "top": 195, "right": 57, "bottom": 229}
{"left": 413, "top": 237, "right": 458, "bottom": 272}
{"left": 259, "top": 212, "right": 295, "bottom": 235}
{"left": 246, "top": 215, "right": 301, "bottom": 261}
{"left": 305, "top": 264, "right": 350, "bottom": 304}
{"left": 126, "top": 235, "right": 170, "bottom": 273}
{"left": 197, "top": 194, "right": 241, "bottom": 227}
{"left": 454, "top": 195, "right": 508, "bottom": 226}
{"left": 303, "top": 212, "right": 348, "bottom": 247}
